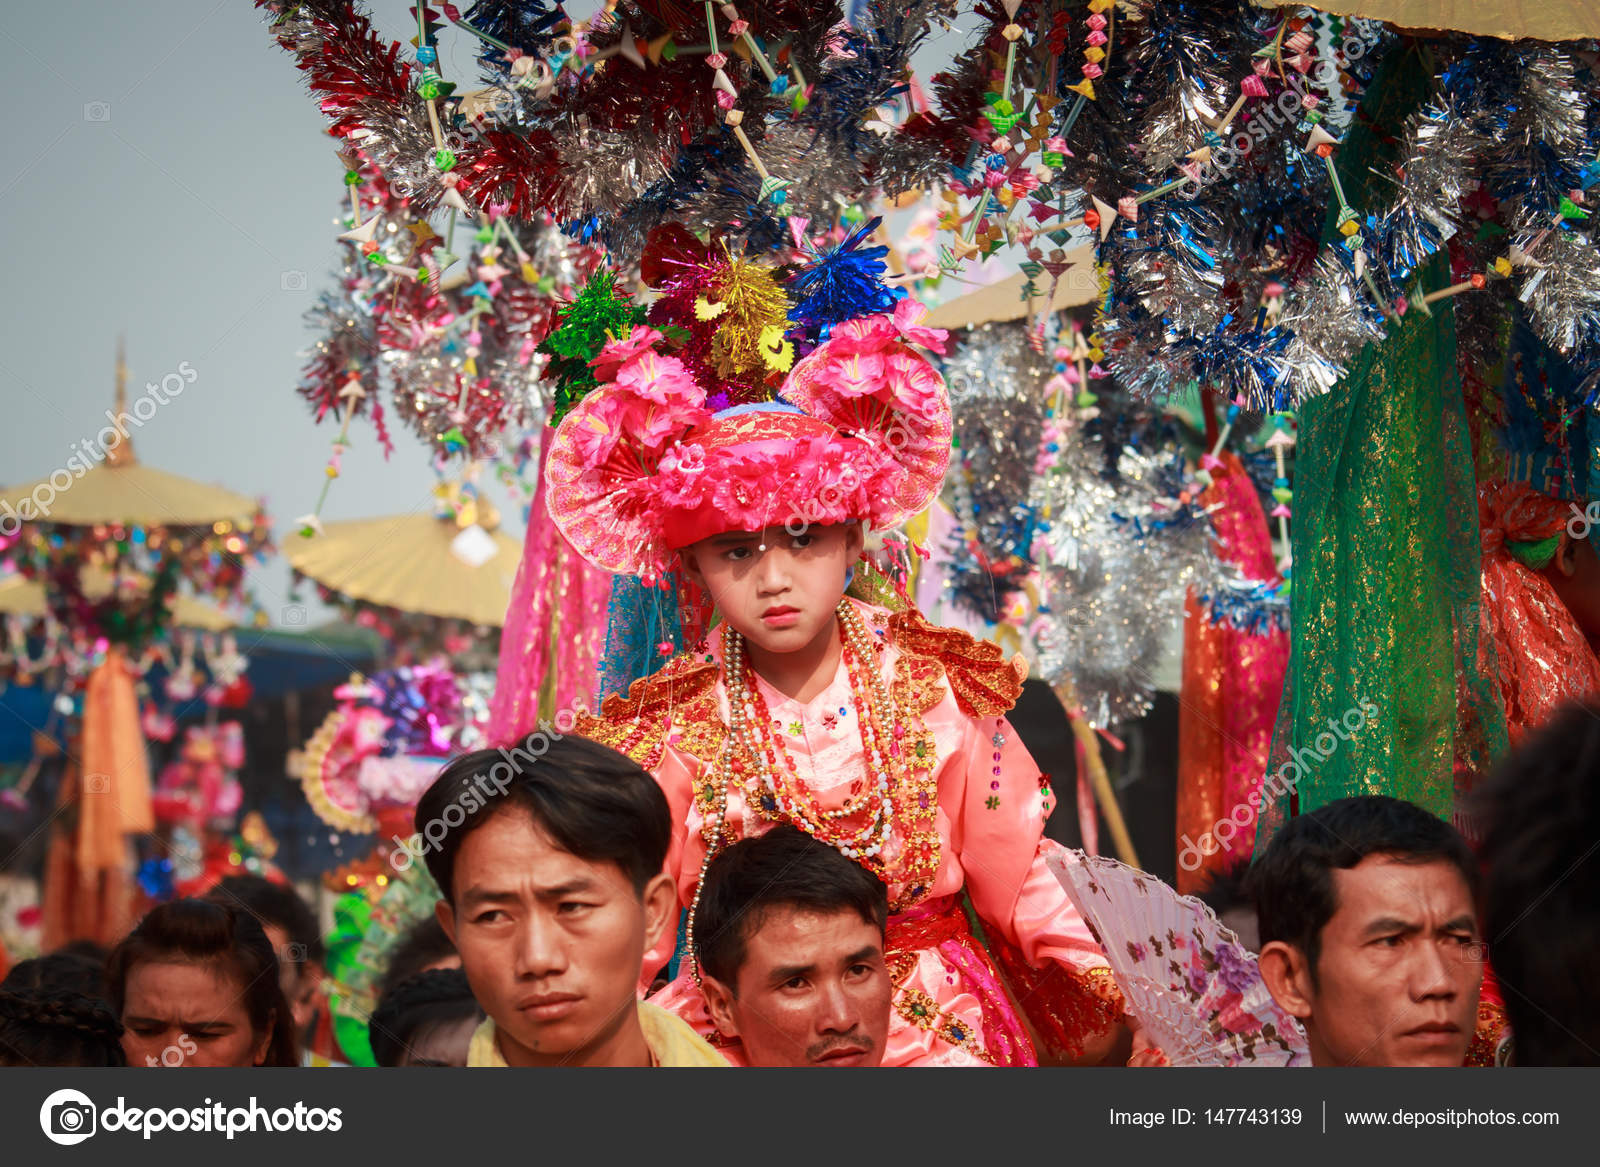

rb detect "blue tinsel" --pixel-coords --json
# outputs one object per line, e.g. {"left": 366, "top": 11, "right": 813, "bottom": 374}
{"left": 461, "top": 1, "right": 568, "bottom": 76}
{"left": 788, "top": 216, "right": 897, "bottom": 338}
{"left": 1196, "top": 581, "right": 1291, "bottom": 636}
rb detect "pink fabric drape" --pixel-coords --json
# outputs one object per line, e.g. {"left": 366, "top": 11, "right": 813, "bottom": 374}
{"left": 487, "top": 441, "right": 613, "bottom": 745}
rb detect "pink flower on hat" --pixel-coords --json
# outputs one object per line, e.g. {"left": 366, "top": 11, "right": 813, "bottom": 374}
{"left": 882, "top": 349, "right": 947, "bottom": 422}
{"left": 567, "top": 385, "right": 709, "bottom": 473}
{"left": 823, "top": 313, "right": 900, "bottom": 357}
{"left": 890, "top": 299, "right": 948, "bottom": 354}
{"left": 810, "top": 350, "right": 887, "bottom": 398}
{"left": 589, "top": 325, "right": 668, "bottom": 380}
{"left": 613, "top": 350, "right": 703, "bottom": 405}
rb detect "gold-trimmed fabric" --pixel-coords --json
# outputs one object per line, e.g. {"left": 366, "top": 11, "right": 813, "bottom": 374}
{"left": 889, "top": 607, "right": 1027, "bottom": 717}
{"left": 572, "top": 654, "right": 721, "bottom": 770}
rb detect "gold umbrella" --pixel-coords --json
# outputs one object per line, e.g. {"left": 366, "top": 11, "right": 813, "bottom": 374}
{"left": 283, "top": 509, "right": 521, "bottom": 627}
{"left": 0, "top": 573, "right": 234, "bottom": 632}
{"left": 0, "top": 344, "right": 261, "bottom": 530}
{"left": 1252, "top": 1, "right": 1600, "bottom": 41}
{"left": 924, "top": 249, "right": 1099, "bottom": 331}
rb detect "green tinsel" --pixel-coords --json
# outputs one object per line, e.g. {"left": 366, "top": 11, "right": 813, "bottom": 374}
{"left": 538, "top": 270, "right": 646, "bottom": 423}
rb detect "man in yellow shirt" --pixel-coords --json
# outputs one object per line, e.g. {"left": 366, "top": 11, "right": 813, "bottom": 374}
{"left": 411, "top": 735, "right": 726, "bottom": 1068}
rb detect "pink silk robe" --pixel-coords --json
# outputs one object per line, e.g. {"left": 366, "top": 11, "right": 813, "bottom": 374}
{"left": 582, "top": 599, "right": 1121, "bottom": 1066}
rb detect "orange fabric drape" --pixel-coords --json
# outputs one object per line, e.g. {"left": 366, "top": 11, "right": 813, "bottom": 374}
{"left": 41, "top": 650, "right": 153, "bottom": 949}
{"left": 77, "top": 648, "right": 154, "bottom": 869}
{"left": 1176, "top": 453, "right": 1289, "bottom": 894}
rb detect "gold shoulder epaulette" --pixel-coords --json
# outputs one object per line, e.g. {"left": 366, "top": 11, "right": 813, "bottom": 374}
{"left": 571, "top": 655, "right": 723, "bottom": 770}
{"left": 888, "top": 608, "right": 1027, "bottom": 719}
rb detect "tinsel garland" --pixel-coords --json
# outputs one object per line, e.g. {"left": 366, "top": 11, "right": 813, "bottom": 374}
{"left": 296, "top": 196, "right": 599, "bottom": 458}
{"left": 1031, "top": 434, "right": 1223, "bottom": 727}
{"left": 259, "top": 0, "right": 960, "bottom": 260}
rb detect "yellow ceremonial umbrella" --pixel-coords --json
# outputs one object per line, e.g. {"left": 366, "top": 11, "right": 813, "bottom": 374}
{"left": 0, "top": 342, "right": 271, "bottom": 950}
{"left": 924, "top": 249, "right": 1099, "bottom": 331}
{"left": 1252, "top": 1, "right": 1600, "bottom": 41}
{"left": 283, "top": 503, "right": 520, "bottom": 628}
{"left": 0, "top": 573, "right": 234, "bottom": 632}
{"left": 0, "top": 351, "right": 260, "bottom": 531}
{"left": 0, "top": 342, "right": 264, "bottom": 537}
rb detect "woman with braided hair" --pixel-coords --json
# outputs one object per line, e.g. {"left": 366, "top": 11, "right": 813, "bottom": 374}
{"left": 0, "top": 987, "right": 126, "bottom": 1067}
{"left": 107, "top": 898, "right": 299, "bottom": 1067}
{"left": 367, "top": 968, "right": 483, "bottom": 1067}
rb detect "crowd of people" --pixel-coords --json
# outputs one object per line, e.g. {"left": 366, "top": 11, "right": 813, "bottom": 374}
{"left": 1, "top": 698, "right": 1594, "bottom": 1070}
{"left": 3, "top": 298, "right": 1597, "bottom": 1071}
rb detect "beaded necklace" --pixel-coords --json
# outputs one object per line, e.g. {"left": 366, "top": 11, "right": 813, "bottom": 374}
{"left": 684, "top": 600, "right": 941, "bottom": 984}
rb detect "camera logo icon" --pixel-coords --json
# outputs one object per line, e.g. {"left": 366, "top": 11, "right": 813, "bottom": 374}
{"left": 85, "top": 773, "right": 110, "bottom": 795}
{"left": 280, "top": 270, "right": 308, "bottom": 292}
{"left": 40, "top": 1088, "right": 97, "bottom": 1145}
{"left": 82, "top": 102, "right": 111, "bottom": 122}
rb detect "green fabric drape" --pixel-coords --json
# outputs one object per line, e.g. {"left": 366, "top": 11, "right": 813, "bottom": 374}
{"left": 1256, "top": 44, "right": 1507, "bottom": 843}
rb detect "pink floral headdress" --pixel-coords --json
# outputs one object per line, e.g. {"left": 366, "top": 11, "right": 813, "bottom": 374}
{"left": 546, "top": 298, "right": 952, "bottom": 579}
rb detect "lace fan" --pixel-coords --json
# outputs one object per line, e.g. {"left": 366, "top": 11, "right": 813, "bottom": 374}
{"left": 1046, "top": 847, "right": 1308, "bottom": 1067}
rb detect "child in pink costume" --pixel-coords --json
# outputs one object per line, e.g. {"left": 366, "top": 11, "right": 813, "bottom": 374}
{"left": 551, "top": 299, "right": 1124, "bottom": 1066}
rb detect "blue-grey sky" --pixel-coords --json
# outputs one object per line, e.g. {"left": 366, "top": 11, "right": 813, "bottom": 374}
{"left": 1, "top": 1, "right": 981, "bottom": 628}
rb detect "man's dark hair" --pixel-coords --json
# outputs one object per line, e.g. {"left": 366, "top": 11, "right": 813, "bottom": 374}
{"left": 1473, "top": 704, "right": 1600, "bottom": 1065}
{"left": 694, "top": 825, "right": 889, "bottom": 991}
{"left": 1247, "top": 795, "right": 1478, "bottom": 981}
{"left": 2, "top": 952, "right": 106, "bottom": 998}
{"left": 207, "top": 874, "right": 325, "bottom": 965}
{"left": 414, "top": 735, "right": 671, "bottom": 904}
{"left": 368, "top": 968, "right": 483, "bottom": 1067}
{"left": 378, "top": 916, "right": 458, "bottom": 1002}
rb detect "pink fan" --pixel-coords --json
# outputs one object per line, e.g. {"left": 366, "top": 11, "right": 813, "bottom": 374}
{"left": 1045, "top": 846, "right": 1308, "bottom": 1066}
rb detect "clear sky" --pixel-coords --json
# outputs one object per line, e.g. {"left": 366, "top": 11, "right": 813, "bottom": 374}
{"left": 1, "top": 1, "right": 982, "bottom": 628}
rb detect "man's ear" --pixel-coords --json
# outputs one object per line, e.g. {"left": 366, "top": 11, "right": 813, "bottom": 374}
{"left": 845, "top": 523, "right": 865, "bottom": 558}
{"left": 640, "top": 872, "right": 678, "bottom": 955}
{"left": 679, "top": 549, "right": 704, "bottom": 589}
{"left": 1556, "top": 534, "right": 1580, "bottom": 579}
{"left": 1257, "top": 940, "right": 1315, "bottom": 1021}
{"left": 435, "top": 898, "right": 457, "bottom": 949}
{"left": 701, "top": 974, "right": 741, "bottom": 1039}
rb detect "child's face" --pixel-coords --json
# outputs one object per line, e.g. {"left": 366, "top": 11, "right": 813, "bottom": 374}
{"left": 682, "top": 523, "right": 863, "bottom": 655}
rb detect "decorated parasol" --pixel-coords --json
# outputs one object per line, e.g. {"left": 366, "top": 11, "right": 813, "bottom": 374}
{"left": 923, "top": 253, "right": 1100, "bottom": 332}
{"left": 0, "top": 342, "right": 272, "bottom": 948}
{"left": 1252, "top": 1, "right": 1600, "bottom": 41}
{"left": 0, "top": 573, "right": 233, "bottom": 633}
{"left": 283, "top": 480, "right": 519, "bottom": 655}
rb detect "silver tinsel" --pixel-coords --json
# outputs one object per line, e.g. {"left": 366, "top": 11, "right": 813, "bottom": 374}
{"left": 1031, "top": 438, "right": 1224, "bottom": 727}
{"left": 1507, "top": 48, "right": 1589, "bottom": 162}
{"left": 1111, "top": 199, "right": 1231, "bottom": 339}
{"left": 941, "top": 324, "right": 1053, "bottom": 511}
{"left": 1517, "top": 218, "right": 1600, "bottom": 359}
{"left": 1373, "top": 104, "right": 1486, "bottom": 279}
{"left": 1276, "top": 254, "right": 1389, "bottom": 397}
